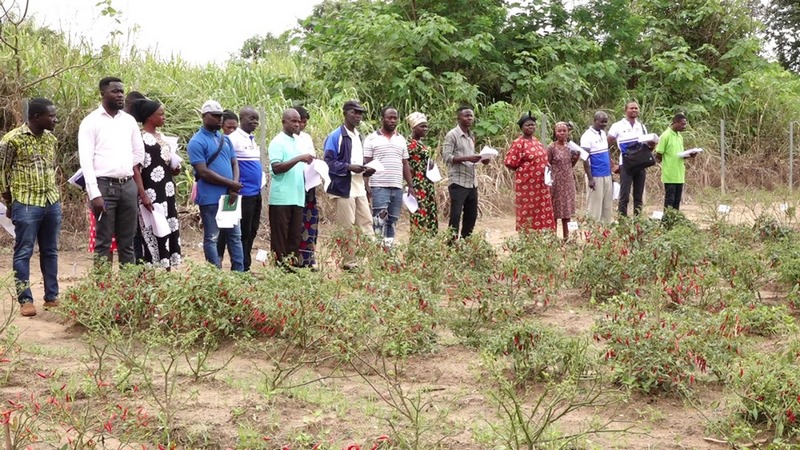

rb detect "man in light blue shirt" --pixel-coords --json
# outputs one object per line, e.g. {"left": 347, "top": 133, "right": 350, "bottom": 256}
{"left": 268, "top": 108, "right": 313, "bottom": 266}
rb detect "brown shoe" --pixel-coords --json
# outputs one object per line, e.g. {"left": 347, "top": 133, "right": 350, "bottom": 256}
{"left": 20, "top": 303, "right": 37, "bottom": 317}
{"left": 43, "top": 300, "right": 59, "bottom": 309}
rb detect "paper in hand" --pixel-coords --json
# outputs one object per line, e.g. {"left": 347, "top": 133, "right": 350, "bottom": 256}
{"left": 678, "top": 148, "right": 703, "bottom": 159}
{"left": 426, "top": 160, "right": 442, "bottom": 183}
{"left": 304, "top": 159, "right": 331, "bottom": 191}
{"left": 68, "top": 169, "right": 86, "bottom": 190}
{"left": 365, "top": 159, "right": 385, "bottom": 173}
{"left": 480, "top": 146, "right": 499, "bottom": 160}
{"left": 0, "top": 203, "right": 15, "bottom": 238}
{"left": 403, "top": 194, "right": 419, "bottom": 213}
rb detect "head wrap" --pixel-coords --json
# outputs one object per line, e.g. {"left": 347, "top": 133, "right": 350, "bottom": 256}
{"left": 517, "top": 111, "right": 536, "bottom": 128}
{"left": 131, "top": 99, "right": 161, "bottom": 124}
{"left": 406, "top": 112, "right": 428, "bottom": 130}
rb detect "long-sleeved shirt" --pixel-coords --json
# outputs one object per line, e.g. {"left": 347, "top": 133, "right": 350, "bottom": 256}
{"left": 442, "top": 126, "right": 478, "bottom": 188}
{"left": 78, "top": 106, "right": 145, "bottom": 200}
{"left": 0, "top": 124, "right": 60, "bottom": 207}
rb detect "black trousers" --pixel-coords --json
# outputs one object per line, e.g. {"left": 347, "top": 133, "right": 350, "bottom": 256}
{"left": 95, "top": 177, "right": 138, "bottom": 265}
{"left": 619, "top": 166, "right": 647, "bottom": 216}
{"left": 448, "top": 184, "right": 479, "bottom": 239}
{"left": 218, "top": 194, "right": 262, "bottom": 271}
{"left": 664, "top": 183, "right": 684, "bottom": 211}
{"left": 268, "top": 205, "right": 303, "bottom": 266}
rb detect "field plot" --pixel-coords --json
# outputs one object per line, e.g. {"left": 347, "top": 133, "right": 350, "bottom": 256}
{"left": 2, "top": 197, "right": 800, "bottom": 449}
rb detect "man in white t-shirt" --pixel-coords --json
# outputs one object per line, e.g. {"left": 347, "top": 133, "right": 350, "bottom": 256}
{"left": 580, "top": 112, "right": 613, "bottom": 224}
{"left": 363, "top": 106, "right": 414, "bottom": 248}
{"left": 608, "top": 101, "right": 648, "bottom": 216}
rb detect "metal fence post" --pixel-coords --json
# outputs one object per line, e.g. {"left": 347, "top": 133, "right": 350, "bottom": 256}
{"left": 790, "top": 121, "right": 795, "bottom": 193}
{"left": 720, "top": 119, "right": 726, "bottom": 194}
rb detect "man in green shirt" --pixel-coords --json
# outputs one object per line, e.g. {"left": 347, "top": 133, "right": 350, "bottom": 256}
{"left": 655, "top": 113, "right": 695, "bottom": 210}
{"left": 268, "top": 108, "right": 313, "bottom": 267}
{"left": 0, "top": 98, "right": 61, "bottom": 317}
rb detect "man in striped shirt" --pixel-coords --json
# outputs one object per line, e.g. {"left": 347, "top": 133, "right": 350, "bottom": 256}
{"left": 363, "top": 106, "right": 414, "bottom": 248}
{"left": 0, "top": 98, "right": 62, "bottom": 317}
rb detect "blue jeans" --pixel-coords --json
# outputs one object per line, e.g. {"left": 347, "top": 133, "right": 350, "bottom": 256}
{"left": 12, "top": 201, "right": 62, "bottom": 304}
{"left": 199, "top": 203, "right": 244, "bottom": 271}
{"left": 371, "top": 187, "right": 403, "bottom": 239}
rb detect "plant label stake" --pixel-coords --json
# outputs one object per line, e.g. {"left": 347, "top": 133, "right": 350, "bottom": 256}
{"left": 651, "top": 211, "right": 664, "bottom": 220}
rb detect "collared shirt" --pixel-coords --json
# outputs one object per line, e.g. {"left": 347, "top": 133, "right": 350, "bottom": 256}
{"left": 580, "top": 127, "right": 611, "bottom": 177}
{"left": 655, "top": 128, "right": 685, "bottom": 184}
{"left": 229, "top": 127, "right": 263, "bottom": 197}
{"left": 0, "top": 124, "right": 60, "bottom": 207}
{"left": 442, "top": 126, "right": 478, "bottom": 188}
{"left": 363, "top": 130, "right": 408, "bottom": 189}
{"left": 187, "top": 127, "right": 236, "bottom": 206}
{"left": 608, "top": 118, "right": 647, "bottom": 165}
{"left": 268, "top": 132, "right": 305, "bottom": 207}
{"left": 78, "top": 106, "right": 145, "bottom": 200}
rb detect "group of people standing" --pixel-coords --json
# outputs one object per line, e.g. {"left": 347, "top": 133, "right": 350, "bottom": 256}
{"left": 0, "top": 75, "right": 696, "bottom": 316}
{"left": 505, "top": 102, "right": 695, "bottom": 235}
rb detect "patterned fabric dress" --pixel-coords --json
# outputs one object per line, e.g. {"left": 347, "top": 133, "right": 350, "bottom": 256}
{"left": 300, "top": 188, "right": 319, "bottom": 267}
{"left": 547, "top": 141, "right": 577, "bottom": 220}
{"left": 138, "top": 131, "right": 181, "bottom": 268}
{"left": 504, "top": 136, "right": 555, "bottom": 231}
{"left": 407, "top": 138, "right": 438, "bottom": 234}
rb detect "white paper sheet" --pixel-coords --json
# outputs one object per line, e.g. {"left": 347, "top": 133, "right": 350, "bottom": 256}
{"left": 780, "top": 203, "right": 789, "bottom": 213}
{"left": 403, "top": 193, "right": 419, "bottom": 213}
{"left": 544, "top": 166, "right": 553, "bottom": 186}
{"left": 215, "top": 195, "right": 242, "bottom": 229}
{"left": 652, "top": 210, "right": 664, "bottom": 220}
{"left": 151, "top": 203, "right": 172, "bottom": 237}
{"left": 717, "top": 204, "right": 731, "bottom": 215}
{"left": 68, "top": 169, "right": 86, "bottom": 190}
{"left": 567, "top": 221, "right": 579, "bottom": 232}
{"left": 365, "top": 159, "right": 385, "bottom": 173}
{"left": 678, "top": 148, "right": 703, "bottom": 158}
{"left": 568, "top": 141, "right": 589, "bottom": 161}
{"left": 304, "top": 159, "right": 331, "bottom": 191}
{"left": 0, "top": 203, "right": 15, "bottom": 238}
{"left": 255, "top": 249, "right": 269, "bottom": 262}
{"left": 613, "top": 182, "right": 621, "bottom": 200}
{"left": 261, "top": 171, "right": 267, "bottom": 189}
{"left": 480, "top": 146, "right": 499, "bottom": 160}
{"left": 425, "top": 160, "right": 442, "bottom": 183}
{"left": 169, "top": 153, "right": 183, "bottom": 170}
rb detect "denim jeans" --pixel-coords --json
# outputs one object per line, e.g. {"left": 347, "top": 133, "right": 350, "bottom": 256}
{"left": 370, "top": 186, "right": 403, "bottom": 239}
{"left": 12, "top": 201, "right": 62, "bottom": 304}
{"left": 199, "top": 203, "right": 244, "bottom": 271}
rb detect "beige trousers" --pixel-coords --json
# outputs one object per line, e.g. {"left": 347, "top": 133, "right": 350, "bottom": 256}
{"left": 333, "top": 196, "right": 373, "bottom": 265}
{"left": 586, "top": 175, "right": 614, "bottom": 224}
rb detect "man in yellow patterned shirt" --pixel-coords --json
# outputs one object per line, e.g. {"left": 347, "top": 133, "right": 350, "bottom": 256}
{"left": 0, "top": 98, "right": 61, "bottom": 317}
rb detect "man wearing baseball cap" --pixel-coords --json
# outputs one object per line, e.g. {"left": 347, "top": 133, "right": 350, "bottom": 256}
{"left": 323, "top": 100, "right": 375, "bottom": 270}
{"left": 187, "top": 100, "right": 244, "bottom": 271}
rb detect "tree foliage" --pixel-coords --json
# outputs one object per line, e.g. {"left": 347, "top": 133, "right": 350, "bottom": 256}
{"left": 764, "top": 0, "right": 800, "bottom": 73}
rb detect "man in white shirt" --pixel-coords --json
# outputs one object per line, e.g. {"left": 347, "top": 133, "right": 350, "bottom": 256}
{"left": 78, "top": 76, "right": 145, "bottom": 266}
{"left": 226, "top": 106, "right": 263, "bottom": 271}
{"left": 580, "top": 112, "right": 613, "bottom": 224}
{"left": 608, "top": 101, "right": 648, "bottom": 216}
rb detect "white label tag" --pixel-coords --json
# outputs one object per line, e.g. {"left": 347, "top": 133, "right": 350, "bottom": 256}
{"left": 255, "top": 249, "right": 269, "bottom": 262}
{"left": 567, "top": 221, "right": 579, "bottom": 232}
{"left": 780, "top": 203, "right": 789, "bottom": 213}
{"left": 652, "top": 211, "right": 664, "bottom": 220}
{"left": 717, "top": 204, "right": 731, "bottom": 214}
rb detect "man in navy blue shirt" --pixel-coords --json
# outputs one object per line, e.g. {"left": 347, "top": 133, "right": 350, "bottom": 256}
{"left": 187, "top": 100, "right": 244, "bottom": 271}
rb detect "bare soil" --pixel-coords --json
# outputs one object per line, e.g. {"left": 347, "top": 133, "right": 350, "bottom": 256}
{"left": 0, "top": 196, "right": 782, "bottom": 448}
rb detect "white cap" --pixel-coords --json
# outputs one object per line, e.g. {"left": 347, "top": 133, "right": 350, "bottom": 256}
{"left": 638, "top": 133, "right": 660, "bottom": 144}
{"left": 199, "top": 100, "right": 223, "bottom": 115}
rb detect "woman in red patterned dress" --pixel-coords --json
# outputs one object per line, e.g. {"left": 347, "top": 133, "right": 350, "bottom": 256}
{"left": 504, "top": 113, "right": 555, "bottom": 232}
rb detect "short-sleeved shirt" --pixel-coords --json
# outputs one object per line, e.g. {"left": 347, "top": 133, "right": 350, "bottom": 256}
{"left": 580, "top": 127, "right": 611, "bottom": 177}
{"left": 442, "top": 126, "right": 478, "bottom": 188}
{"left": 608, "top": 118, "right": 647, "bottom": 159}
{"left": 187, "top": 127, "right": 235, "bottom": 206}
{"left": 229, "top": 128, "right": 263, "bottom": 197}
{"left": 655, "top": 128, "right": 685, "bottom": 184}
{"left": 363, "top": 130, "right": 408, "bottom": 189}
{"left": 268, "top": 132, "right": 305, "bottom": 207}
{"left": 0, "top": 124, "right": 60, "bottom": 207}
